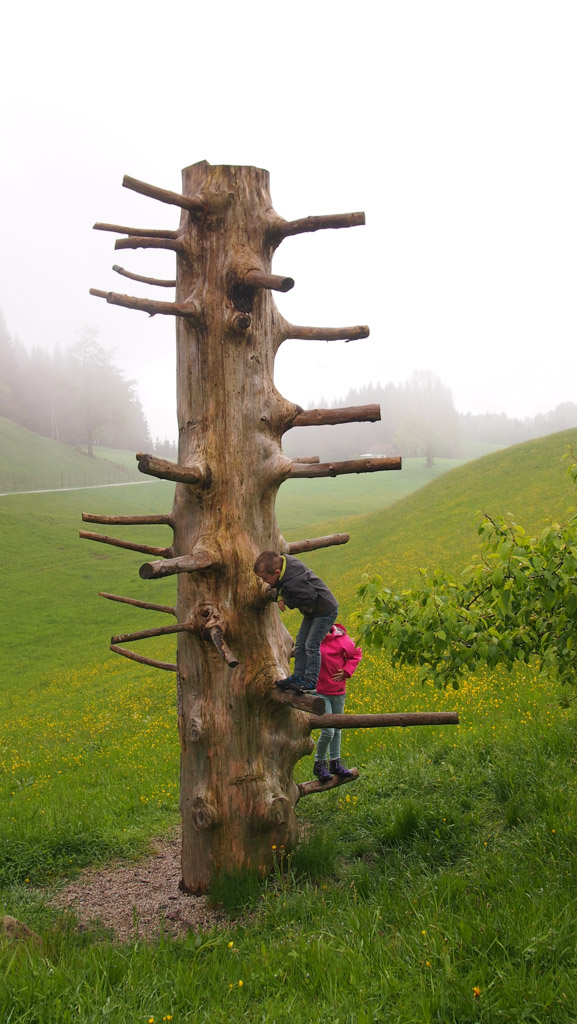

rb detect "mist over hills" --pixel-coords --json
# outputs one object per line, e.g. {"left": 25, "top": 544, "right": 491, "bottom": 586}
{"left": 284, "top": 373, "right": 577, "bottom": 464}
{"left": 2, "top": 310, "right": 576, "bottom": 466}
{"left": 0, "top": 315, "right": 151, "bottom": 455}
{"left": 0, "top": 417, "right": 145, "bottom": 493}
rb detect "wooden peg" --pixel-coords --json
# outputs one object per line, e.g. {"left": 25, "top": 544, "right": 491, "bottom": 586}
{"left": 139, "top": 551, "right": 215, "bottom": 580}
{"left": 79, "top": 530, "right": 171, "bottom": 557}
{"left": 291, "top": 404, "right": 381, "bottom": 427}
{"left": 110, "top": 644, "right": 177, "bottom": 672}
{"left": 112, "top": 265, "right": 176, "bottom": 288}
{"left": 286, "top": 324, "right": 370, "bottom": 342}
{"left": 136, "top": 452, "right": 206, "bottom": 485}
{"left": 90, "top": 289, "right": 201, "bottom": 319}
{"left": 123, "top": 174, "right": 207, "bottom": 213}
{"left": 99, "top": 592, "right": 176, "bottom": 616}
{"left": 273, "top": 211, "right": 365, "bottom": 241}
{"left": 287, "top": 534, "right": 350, "bottom": 554}
{"left": 288, "top": 457, "right": 402, "bottom": 479}
{"left": 94, "top": 222, "right": 180, "bottom": 239}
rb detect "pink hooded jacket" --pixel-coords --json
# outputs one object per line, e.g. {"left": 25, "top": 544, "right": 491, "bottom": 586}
{"left": 316, "top": 624, "right": 363, "bottom": 696}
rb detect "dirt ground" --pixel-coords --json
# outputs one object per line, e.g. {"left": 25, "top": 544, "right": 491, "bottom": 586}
{"left": 52, "top": 834, "right": 230, "bottom": 942}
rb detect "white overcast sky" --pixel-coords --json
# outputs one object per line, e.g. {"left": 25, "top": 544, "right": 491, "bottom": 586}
{"left": 1, "top": 0, "right": 576, "bottom": 441}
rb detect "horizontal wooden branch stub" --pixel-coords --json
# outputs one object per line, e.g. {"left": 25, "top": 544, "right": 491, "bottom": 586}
{"left": 297, "top": 768, "right": 359, "bottom": 800}
{"left": 79, "top": 530, "right": 171, "bottom": 557}
{"left": 89, "top": 289, "right": 200, "bottom": 319}
{"left": 122, "top": 174, "right": 207, "bottom": 213}
{"left": 111, "top": 623, "right": 191, "bottom": 644}
{"left": 83, "top": 512, "right": 174, "bottom": 526}
{"left": 275, "top": 212, "right": 366, "bottom": 239}
{"left": 291, "top": 456, "right": 320, "bottom": 464}
{"left": 242, "top": 269, "right": 294, "bottom": 293}
{"left": 136, "top": 452, "right": 206, "bottom": 485}
{"left": 308, "top": 712, "right": 460, "bottom": 731}
{"left": 286, "top": 324, "right": 370, "bottom": 342}
{"left": 287, "top": 534, "right": 350, "bottom": 554}
{"left": 208, "top": 627, "right": 239, "bottom": 668}
{"left": 288, "top": 457, "right": 402, "bottom": 479}
{"left": 112, "top": 265, "right": 176, "bottom": 288}
{"left": 110, "top": 644, "right": 177, "bottom": 672}
{"left": 93, "top": 222, "right": 180, "bottom": 239}
{"left": 269, "top": 690, "right": 327, "bottom": 716}
{"left": 139, "top": 551, "right": 215, "bottom": 580}
{"left": 114, "top": 236, "right": 183, "bottom": 252}
{"left": 291, "top": 404, "right": 381, "bottom": 428}
{"left": 99, "top": 592, "right": 176, "bottom": 617}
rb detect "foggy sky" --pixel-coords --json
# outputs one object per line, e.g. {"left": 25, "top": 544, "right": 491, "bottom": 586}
{"left": 1, "top": 1, "right": 576, "bottom": 442}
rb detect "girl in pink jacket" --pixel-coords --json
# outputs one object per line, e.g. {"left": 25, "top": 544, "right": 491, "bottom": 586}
{"left": 313, "top": 624, "right": 362, "bottom": 784}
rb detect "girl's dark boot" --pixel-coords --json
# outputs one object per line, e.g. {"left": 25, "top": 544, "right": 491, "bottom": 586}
{"left": 329, "top": 758, "right": 355, "bottom": 779}
{"left": 313, "top": 760, "right": 333, "bottom": 784}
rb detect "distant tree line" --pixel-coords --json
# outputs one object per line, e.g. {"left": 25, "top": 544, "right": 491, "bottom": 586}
{"left": 152, "top": 437, "right": 178, "bottom": 459}
{"left": 2, "top": 309, "right": 575, "bottom": 465}
{"left": 284, "top": 369, "right": 577, "bottom": 465}
{"left": 0, "top": 313, "right": 152, "bottom": 456}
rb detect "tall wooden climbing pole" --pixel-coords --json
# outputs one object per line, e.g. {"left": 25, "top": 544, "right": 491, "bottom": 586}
{"left": 86, "top": 162, "right": 457, "bottom": 893}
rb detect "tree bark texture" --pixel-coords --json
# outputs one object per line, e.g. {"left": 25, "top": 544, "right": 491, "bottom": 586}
{"left": 170, "top": 163, "right": 315, "bottom": 892}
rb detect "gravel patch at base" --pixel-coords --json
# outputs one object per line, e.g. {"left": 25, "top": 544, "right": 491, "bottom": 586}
{"left": 53, "top": 834, "right": 231, "bottom": 942}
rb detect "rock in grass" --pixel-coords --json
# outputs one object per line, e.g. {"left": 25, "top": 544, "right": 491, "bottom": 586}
{"left": 1, "top": 915, "right": 42, "bottom": 947}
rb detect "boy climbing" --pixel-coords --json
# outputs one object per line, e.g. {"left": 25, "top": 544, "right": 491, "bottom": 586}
{"left": 254, "top": 551, "right": 338, "bottom": 693}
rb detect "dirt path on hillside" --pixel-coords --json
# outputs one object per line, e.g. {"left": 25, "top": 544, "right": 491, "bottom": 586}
{"left": 0, "top": 480, "right": 155, "bottom": 498}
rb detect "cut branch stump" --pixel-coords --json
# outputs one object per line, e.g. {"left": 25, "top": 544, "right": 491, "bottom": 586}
{"left": 308, "top": 711, "right": 460, "bottom": 730}
{"left": 297, "top": 768, "right": 359, "bottom": 800}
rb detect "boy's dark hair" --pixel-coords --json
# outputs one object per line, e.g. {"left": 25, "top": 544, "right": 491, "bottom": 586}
{"left": 254, "top": 551, "right": 282, "bottom": 574}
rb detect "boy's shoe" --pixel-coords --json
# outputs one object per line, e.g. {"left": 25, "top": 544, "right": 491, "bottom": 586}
{"left": 329, "top": 758, "right": 355, "bottom": 779}
{"left": 289, "top": 676, "right": 316, "bottom": 693}
{"left": 313, "top": 760, "right": 333, "bottom": 784}
{"left": 274, "top": 676, "right": 297, "bottom": 690}
{"left": 275, "top": 676, "right": 315, "bottom": 693}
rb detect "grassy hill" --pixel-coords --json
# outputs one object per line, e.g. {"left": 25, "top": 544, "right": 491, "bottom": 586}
{"left": 2, "top": 430, "right": 577, "bottom": 1021}
{"left": 0, "top": 416, "right": 143, "bottom": 492}
{"left": 2, "top": 429, "right": 576, "bottom": 680}
{"left": 296, "top": 427, "right": 577, "bottom": 620}
{"left": 277, "top": 455, "right": 465, "bottom": 529}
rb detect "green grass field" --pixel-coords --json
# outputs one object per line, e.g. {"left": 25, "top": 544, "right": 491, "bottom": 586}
{"left": 1, "top": 428, "right": 577, "bottom": 1023}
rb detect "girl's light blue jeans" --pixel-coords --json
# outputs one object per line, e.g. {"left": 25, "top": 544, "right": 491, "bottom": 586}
{"left": 315, "top": 693, "right": 346, "bottom": 761}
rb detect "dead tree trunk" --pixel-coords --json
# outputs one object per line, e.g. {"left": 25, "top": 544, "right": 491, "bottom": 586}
{"left": 171, "top": 163, "right": 352, "bottom": 891}
{"left": 87, "top": 161, "right": 456, "bottom": 893}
